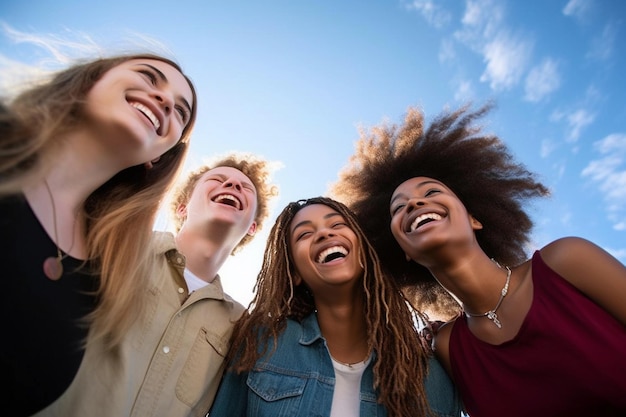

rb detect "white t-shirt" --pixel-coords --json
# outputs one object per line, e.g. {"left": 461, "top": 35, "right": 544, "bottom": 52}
{"left": 183, "top": 268, "right": 209, "bottom": 293}
{"left": 329, "top": 353, "right": 373, "bottom": 417}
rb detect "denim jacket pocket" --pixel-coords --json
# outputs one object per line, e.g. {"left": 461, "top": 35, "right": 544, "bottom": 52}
{"left": 248, "top": 370, "right": 306, "bottom": 401}
{"left": 247, "top": 370, "right": 307, "bottom": 415}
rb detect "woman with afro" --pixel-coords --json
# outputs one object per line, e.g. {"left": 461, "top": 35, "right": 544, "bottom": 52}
{"left": 331, "top": 102, "right": 626, "bottom": 417}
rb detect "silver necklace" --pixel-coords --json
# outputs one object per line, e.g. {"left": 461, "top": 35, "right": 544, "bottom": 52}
{"left": 330, "top": 352, "right": 371, "bottom": 368}
{"left": 464, "top": 259, "right": 511, "bottom": 329}
{"left": 42, "top": 179, "right": 77, "bottom": 281}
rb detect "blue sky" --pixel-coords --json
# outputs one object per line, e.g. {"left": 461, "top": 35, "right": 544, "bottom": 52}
{"left": 1, "top": 0, "right": 625, "bottom": 305}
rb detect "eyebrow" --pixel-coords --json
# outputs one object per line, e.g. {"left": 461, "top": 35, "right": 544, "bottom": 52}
{"left": 139, "top": 63, "right": 193, "bottom": 116}
{"left": 291, "top": 211, "right": 342, "bottom": 233}
{"left": 390, "top": 179, "right": 442, "bottom": 205}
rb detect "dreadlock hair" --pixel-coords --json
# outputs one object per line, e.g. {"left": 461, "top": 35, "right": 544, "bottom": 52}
{"left": 330, "top": 102, "right": 550, "bottom": 299}
{"left": 169, "top": 152, "right": 279, "bottom": 254}
{"left": 225, "top": 196, "right": 437, "bottom": 417}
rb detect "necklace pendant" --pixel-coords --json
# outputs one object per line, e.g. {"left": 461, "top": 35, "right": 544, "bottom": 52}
{"left": 43, "top": 256, "right": 63, "bottom": 281}
{"left": 487, "top": 311, "right": 502, "bottom": 328}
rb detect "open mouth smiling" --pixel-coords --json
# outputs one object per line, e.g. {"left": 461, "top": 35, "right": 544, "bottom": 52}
{"left": 213, "top": 193, "right": 242, "bottom": 210}
{"left": 131, "top": 102, "right": 162, "bottom": 134}
{"left": 408, "top": 212, "right": 442, "bottom": 232}
{"left": 316, "top": 245, "right": 348, "bottom": 264}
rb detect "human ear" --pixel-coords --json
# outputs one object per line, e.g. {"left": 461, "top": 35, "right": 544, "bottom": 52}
{"left": 470, "top": 215, "right": 483, "bottom": 230}
{"left": 144, "top": 156, "right": 161, "bottom": 169}
{"left": 293, "top": 273, "right": 302, "bottom": 285}
{"left": 247, "top": 221, "right": 257, "bottom": 236}
{"left": 176, "top": 204, "right": 187, "bottom": 220}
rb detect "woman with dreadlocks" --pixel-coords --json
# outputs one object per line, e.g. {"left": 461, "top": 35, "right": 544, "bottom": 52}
{"left": 208, "top": 197, "right": 462, "bottom": 417}
{"left": 330, "top": 103, "right": 626, "bottom": 417}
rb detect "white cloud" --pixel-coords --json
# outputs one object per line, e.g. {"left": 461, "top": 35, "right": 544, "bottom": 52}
{"left": 587, "top": 22, "right": 616, "bottom": 61}
{"left": 540, "top": 138, "right": 558, "bottom": 158}
{"left": 581, "top": 154, "right": 621, "bottom": 182}
{"left": 455, "top": 0, "right": 504, "bottom": 51}
{"left": 462, "top": 0, "right": 504, "bottom": 39}
{"left": 562, "top": 0, "right": 593, "bottom": 21}
{"left": 524, "top": 58, "right": 561, "bottom": 102}
{"left": 404, "top": 0, "right": 452, "bottom": 29}
{"left": 581, "top": 133, "right": 626, "bottom": 230}
{"left": 453, "top": 79, "right": 474, "bottom": 102}
{"left": 479, "top": 31, "right": 532, "bottom": 91}
{"left": 566, "top": 108, "right": 595, "bottom": 142}
{"left": 439, "top": 38, "right": 456, "bottom": 63}
{"left": 613, "top": 223, "right": 626, "bottom": 232}
{"left": 594, "top": 133, "right": 626, "bottom": 153}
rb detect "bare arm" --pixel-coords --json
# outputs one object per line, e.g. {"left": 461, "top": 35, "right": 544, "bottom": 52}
{"left": 432, "top": 320, "right": 455, "bottom": 378}
{"left": 540, "top": 236, "right": 626, "bottom": 326}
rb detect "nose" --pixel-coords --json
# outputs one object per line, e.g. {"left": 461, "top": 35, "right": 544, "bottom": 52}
{"left": 314, "top": 227, "right": 335, "bottom": 242}
{"left": 406, "top": 197, "right": 425, "bottom": 213}
{"left": 154, "top": 92, "right": 173, "bottom": 115}
{"left": 223, "top": 179, "right": 242, "bottom": 191}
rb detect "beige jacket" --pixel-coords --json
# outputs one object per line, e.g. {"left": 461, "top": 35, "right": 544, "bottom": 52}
{"left": 34, "top": 231, "right": 245, "bottom": 417}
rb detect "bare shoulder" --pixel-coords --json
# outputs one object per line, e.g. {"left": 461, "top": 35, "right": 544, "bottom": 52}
{"left": 540, "top": 236, "right": 626, "bottom": 324}
{"left": 433, "top": 319, "right": 455, "bottom": 376}
{"left": 539, "top": 236, "right": 623, "bottom": 279}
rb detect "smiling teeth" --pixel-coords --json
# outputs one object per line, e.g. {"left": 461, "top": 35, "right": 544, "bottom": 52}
{"left": 215, "top": 194, "right": 241, "bottom": 209}
{"left": 410, "top": 213, "right": 442, "bottom": 232}
{"left": 131, "top": 102, "right": 161, "bottom": 131}
{"left": 317, "top": 246, "right": 348, "bottom": 263}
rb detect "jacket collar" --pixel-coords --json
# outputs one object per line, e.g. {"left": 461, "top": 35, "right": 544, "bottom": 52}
{"left": 298, "top": 313, "right": 324, "bottom": 346}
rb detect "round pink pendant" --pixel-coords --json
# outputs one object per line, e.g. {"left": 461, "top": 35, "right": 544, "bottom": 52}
{"left": 43, "top": 256, "right": 63, "bottom": 281}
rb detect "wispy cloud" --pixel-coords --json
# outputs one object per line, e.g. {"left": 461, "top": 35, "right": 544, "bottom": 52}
{"left": 453, "top": 1, "right": 533, "bottom": 92}
{"left": 587, "top": 22, "right": 616, "bottom": 61}
{"left": 566, "top": 108, "right": 595, "bottom": 142}
{"left": 453, "top": 79, "right": 474, "bottom": 102}
{"left": 0, "top": 22, "right": 182, "bottom": 99}
{"left": 438, "top": 38, "right": 456, "bottom": 63}
{"left": 460, "top": 0, "right": 504, "bottom": 41}
{"left": 562, "top": 0, "right": 593, "bottom": 22}
{"left": 552, "top": 107, "right": 596, "bottom": 143}
{"left": 1, "top": 22, "right": 102, "bottom": 66}
{"left": 581, "top": 133, "right": 626, "bottom": 230}
{"left": 540, "top": 138, "right": 559, "bottom": 158}
{"left": 524, "top": 58, "right": 561, "bottom": 102}
{"left": 479, "top": 31, "right": 532, "bottom": 91}
{"left": 404, "top": 0, "right": 452, "bottom": 29}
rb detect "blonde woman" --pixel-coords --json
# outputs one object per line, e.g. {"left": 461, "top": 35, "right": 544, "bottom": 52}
{"left": 0, "top": 53, "right": 197, "bottom": 416}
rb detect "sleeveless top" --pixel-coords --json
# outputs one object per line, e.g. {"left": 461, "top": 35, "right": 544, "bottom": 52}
{"left": 0, "top": 195, "right": 98, "bottom": 416}
{"left": 449, "top": 250, "right": 626, "bottom": 417}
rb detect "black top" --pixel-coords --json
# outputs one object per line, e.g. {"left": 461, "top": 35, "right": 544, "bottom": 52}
{"left": 0, "top": 195, "right": 98, "bottom": 416}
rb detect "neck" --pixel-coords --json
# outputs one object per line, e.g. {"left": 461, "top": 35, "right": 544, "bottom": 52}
{"left": 316, "top": 302, "right": 369, "bottom": 365}
{"left": 24, "top": 178, "right": 86, "bottom": 259}
{"left": 175, "top": 228, "right": 235, "bottom": 283}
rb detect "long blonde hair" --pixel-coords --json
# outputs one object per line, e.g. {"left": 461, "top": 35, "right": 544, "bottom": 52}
{"left": 0, "top": 53, "right": 198, "bottom": 350}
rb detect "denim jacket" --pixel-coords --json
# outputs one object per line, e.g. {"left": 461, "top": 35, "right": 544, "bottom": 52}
{"left": 209, "top": 313, "right": 462, "bottom": 417}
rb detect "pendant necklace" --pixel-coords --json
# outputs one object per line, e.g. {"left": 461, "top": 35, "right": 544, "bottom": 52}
{"left": 42, "top": 179, "right": 77, "bottom": 281}
{"left": 464, "top": 259, "right": 511, "bottom": 329}
{"left": 331, "top": 352, "right": 371, "bottom": 369}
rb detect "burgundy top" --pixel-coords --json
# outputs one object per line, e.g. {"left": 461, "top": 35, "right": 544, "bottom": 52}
{"left": 449, "top": 250, "right": 626, "bottom": 417}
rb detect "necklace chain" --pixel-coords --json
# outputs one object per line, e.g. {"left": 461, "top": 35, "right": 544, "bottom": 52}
{"left": 42, "top": 179, "right": 77, "bottom": 280}
{"left": 464, "top": 259, "right": 511, "bottom": 329}
{"left": 330, "top": 352, "right": 370, "bottom": 368}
